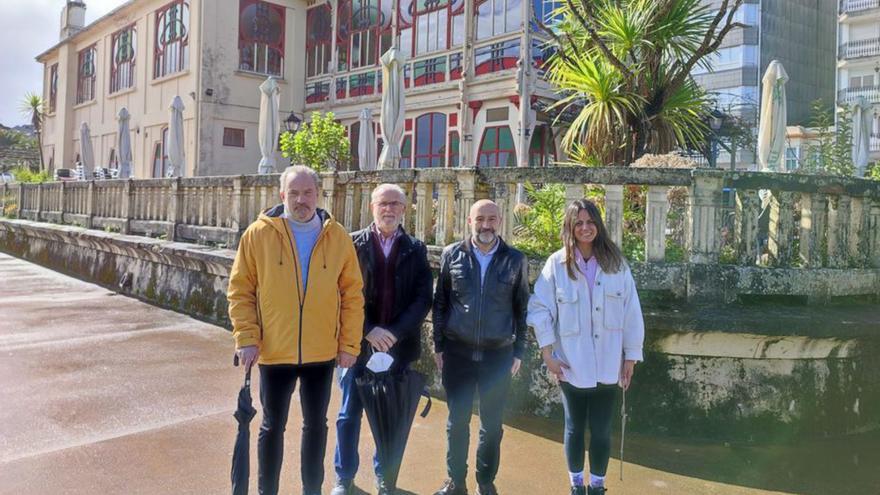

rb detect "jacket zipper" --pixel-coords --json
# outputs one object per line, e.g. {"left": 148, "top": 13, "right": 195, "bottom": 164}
{"left": 473, "top": 249, "right": 498, "bottom": 356}
{"left": 284, "top": 219, "right": 331, "bottom": 365}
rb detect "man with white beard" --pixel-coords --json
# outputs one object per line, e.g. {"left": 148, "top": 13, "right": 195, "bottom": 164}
{"left": 431, "top": 200, "right": 530, "bottom": 495}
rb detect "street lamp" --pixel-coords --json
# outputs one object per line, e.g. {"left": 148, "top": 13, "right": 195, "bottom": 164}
{"left": 284, "top": 112, "right": 303, "bottom": 134}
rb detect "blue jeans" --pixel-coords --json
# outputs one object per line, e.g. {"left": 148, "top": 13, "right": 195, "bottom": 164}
{"left": 334, "top": 366, "right": 381, "bottom": 481}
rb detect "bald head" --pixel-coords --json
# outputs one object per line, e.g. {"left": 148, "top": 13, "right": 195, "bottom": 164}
{"left": 468, "top": 199, "right": 501, "bottom": 249}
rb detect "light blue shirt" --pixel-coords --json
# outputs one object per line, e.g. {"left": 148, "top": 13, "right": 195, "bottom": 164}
{"left": 471, "top": 237, "right": 499, "bottom": 286}
{"left": 286, "top": 213, "right": 322, "bottom": 289}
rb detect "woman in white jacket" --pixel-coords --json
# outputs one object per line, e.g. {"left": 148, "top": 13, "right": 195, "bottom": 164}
{"left": 527, "top": 199, "right": 645, "bottom": 495}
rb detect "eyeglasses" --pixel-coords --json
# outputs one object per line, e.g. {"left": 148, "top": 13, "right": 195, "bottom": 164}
{"left": 376, "top": 201, "right": 404, "bottom": 209}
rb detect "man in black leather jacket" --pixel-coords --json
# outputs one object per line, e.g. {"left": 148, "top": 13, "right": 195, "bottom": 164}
{"left": 331, "top": 184, "right": 433, "bottom": 495}
{"left": 432, "top": 199, "right": 529, "bottom": 495}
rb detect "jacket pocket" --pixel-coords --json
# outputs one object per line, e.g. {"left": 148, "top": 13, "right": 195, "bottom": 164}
{"left": 555, "top": 287, "right": 580, "bottom": 337}
{"left": 603, "top": 289, "right": 625, "bottom": 331}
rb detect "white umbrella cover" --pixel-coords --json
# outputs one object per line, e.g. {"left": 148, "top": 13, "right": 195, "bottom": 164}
{"left": 79, "top": 122, "right": 95, "bottom": 179}
{"left": 378, "top": 48, "right": 406, "bottom": 169}
{"left": 166, "top": 96, "right": 186, "bottom": 177}
{"left": 358, "top": 108, "right": 377, "bottom": 171}
{"left": 258, "top": 77, "right": 281, "bottom": 174}
{"left": 757, "top": 60, "right": 788, "bottom": 172}
{"left": 117, "top": 108, "right": 133, "bottom": 179}
{"left": 852, "top": 96, "right": 872, "bottom": 177}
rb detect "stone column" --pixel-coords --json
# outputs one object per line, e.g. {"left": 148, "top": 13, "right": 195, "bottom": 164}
{"left": 415, "top": 181, "right": 433, "bottom": 242}
{"left": 849, "top": 195, "right": 870, "bottom": 267}
{"left": 645, "top": 186, "right": 669, "bottom": 262}
{"left": 121, "top": 179, "right": 133, "bottom": 234}
{"left": 17, "top": 184, "right": 25, "bottom": 219}
{"left": 400, "top": 180, "right": 416, "bottom": 234}
{"left": 604, "top": 185, "right": 624, "bottom": 248}
{"left": 456, "top": 170, "right": 477, "bottom": 240}
{"left": 321, "top": 173, "right": 337, "bottom": 214}
{"left": 687, "top": 174, "right": 723, "bottom": 263}
{"left": 85, "top": 181, "right": 95, "bottom": 228}
{"left": 768, "top": 190, "right": 795, "bottom": 267}
{"left": 827, "top": 195, "right": 851, "bottom": 268}
{"left": 343, "top": 183, "right": 356, "bottom": 231}
{"left": 735, "top": 189, "right": 760, "bottom": 265}
{"left": 869, "top": 199, "right": 880, "bottom": 268}
{"left": 799, "top": 193, "right": 826, "bottom": 267}
{"left": 35, "top": 183, "right": 44, "bottom": 222}
{"left": 169, "top": 177, "right": 182, "bottom": 240}
{"left": 436, "top": 182, "right": 456, "bottom": 245}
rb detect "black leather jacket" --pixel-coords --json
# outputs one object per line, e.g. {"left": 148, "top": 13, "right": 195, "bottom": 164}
{"left": 352, "top": 225, "right": 433, "bottom": 368}
{"left": 432, "top": 238, "right": 529, "bottom": 360}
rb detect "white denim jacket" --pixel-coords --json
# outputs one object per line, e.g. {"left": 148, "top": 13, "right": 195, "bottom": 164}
{"left": 527, "top": 248, "right": 645, "bottom": 389}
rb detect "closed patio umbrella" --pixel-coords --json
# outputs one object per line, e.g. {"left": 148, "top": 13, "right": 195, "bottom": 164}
{"left": 257, "top": 77, "right": 281, "bottom": 174}
{"left": 359, "top": 108, "right": 377, "bottom": 171}
{"left": 378, "top": 48, "right": 406, "bottom": 169}
{"left": 166, "top": 96, "right": 185, "bottom": 177}
{"left": 79, "top": 122, "right": 95, "bottom": 180}
{"left": 757, "top": 60, "right": 788, "bottom": 173}
{"left": 852, "top": 96, "right": 871, "bottom": 177}
{"left": 117, "top": 108, "right": 133, "bottom": 179}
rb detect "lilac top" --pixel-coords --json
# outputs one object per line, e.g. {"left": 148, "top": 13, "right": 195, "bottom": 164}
{"left": 371, "top": 223, "right": 401, "bottom": 258}
{"left": 574, "top": 248, "right": 598, "bottom": 301}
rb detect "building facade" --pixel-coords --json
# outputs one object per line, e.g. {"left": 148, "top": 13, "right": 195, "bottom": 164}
{"left": 694, "top": 0, "right": 836, "bottom": 169}
{"left": 838, "top": 0, "right": 880, "bottom": 161}
{"left": 37, "top": 0, "right": 561, "bottom": 177}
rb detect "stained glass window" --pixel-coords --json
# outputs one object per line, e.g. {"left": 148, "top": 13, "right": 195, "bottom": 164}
{"left": 110, "top": 25, "right": 137, "bottom": 93}
{"left": 306, "top": 81, "right": 330, "bottom": 104}
{"left": 478, "top": 126, "right": 516, "bottom": 167}
{"left": 76, "top": 45, "right": 97, "bottom": 104}
{"left": 338, "top": 0, "right": 392, "bottom": 71}
{"left": 413, "top": 57, "right": 446, "bottom": 86}
{"left": 239, "top": 0, "right": 285, "bottom": 76}
{"left": 415, "top": 113, "right": 447, "bottom": 167}
{"left": 306, "top": 5, "right": 332, "bottom": 77}
{"left": 154, "top": 1, "right": 189, "bottom": 78}
{"left": 474, "top": 40, "right": 520, "bottom": 75}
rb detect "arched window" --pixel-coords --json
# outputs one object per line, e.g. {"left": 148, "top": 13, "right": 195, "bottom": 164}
{"left": 239, "top": 0, "right": 286, "bottom": 76}
{"left": 154, "top": 1, "right": 190, "bottom": 78}
{"left": 110, "top": 25, "right": 137, "bottom": 93}
{"left": 108, "top": 148, "right": 118, "bottom": 169}
{"left": 475, "top": 0, "right": 521, "bottom": 41}
{"left": 337, "top": 0, "right": 392, "bottom": 71}
{"left": 477, "top": 126, "right": 516, "bottom": 167}
{"left": 306, "top": 5, "right": 332, "bottom": 77}
{"left": 415, "top": 113, "right": 447, "bottom": 167}
{"left": 76, "top": 45, "right": 97, "bottom": 104}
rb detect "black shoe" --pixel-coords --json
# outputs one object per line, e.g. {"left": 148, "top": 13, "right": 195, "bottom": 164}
{"left": 377, "top": 477, "right": 396, "bottom": 495}
{"left": 477, "top": 482, "right": 498, "bottom": 495}
{"left": 330, "top": 478, "right": 353, "bottom": 495}
{"left": 587, "top": 486, "right": 607, "bottom": 495}
{"left": 434, "top": 478, "right": 469, "bottom": 495}
{"left": 570, "top": 486, "right": 586, "bottom": 495}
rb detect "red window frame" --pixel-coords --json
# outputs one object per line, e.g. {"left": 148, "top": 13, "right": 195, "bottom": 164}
{"left": 414, "top": 112, "right": 447, "bottom": 168}
{"left": 154, "top": 0, "right": 190, "bottom": 79}
{"left": 477, "top": 125, "right": 516, "bottom": 167}
{"left": 306, "top": 4, "right": 332, "bottom": 77}
{"left": 474, "top": 40, "right": 520, "bottom": 75}
{"left": 529, "top": 125, "right": 556, "bottom": 166}
{"left": 448, "top": 131, "right": 460, "bottom": 168}
{"left": 238, "top": 0, "right": 286, "bottom": 76}
{"left": 76, "top": 45, "right": 97, "bottom": 105}
{"left": 399, "top": 0, "right": 464, "bottom": 57}
{"left": 305, "top": 81, "right": 330, "bottom": 104}
{"left": 48, "top": 64, "right": 58, "bottom": 113}
{"left": 110, "top": 25, "right": 137, "bottom": 94}
{"left": 337, "top": 0, "right": 392, "bottom": 71}
{"left": 400, "top": 135, "right": 413, "bottom": 168}
{"left": 413, "top": 57, "right": 446, "bottom": 87}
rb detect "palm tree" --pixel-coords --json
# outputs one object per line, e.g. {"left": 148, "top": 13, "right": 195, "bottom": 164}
{"left": 541, "top": 0, "right": 745, "bottom": 165}
{"left": 20, "top": 92, "right": 45, "bottom": 170}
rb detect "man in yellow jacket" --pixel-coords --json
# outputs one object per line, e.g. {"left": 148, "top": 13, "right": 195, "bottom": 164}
{"left": 228, "top": 165, "right": 365, "bottom": 495}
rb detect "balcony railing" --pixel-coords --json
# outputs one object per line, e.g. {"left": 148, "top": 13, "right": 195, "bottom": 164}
{"left": 839, "top": 37, "right": 880, "bottom": 60}
{"left": 840, "top": 0, "right": 880, "bottom": 14}
{"left": 838, "top": 85, "right": 880, "bottom": 103}
{"left": 871, "top": 132, "right": 880, "bottom": 151}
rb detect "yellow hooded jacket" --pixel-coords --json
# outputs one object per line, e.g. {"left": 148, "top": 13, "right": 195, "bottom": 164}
{"left": 228, "top": 205, "right": 364, "bottom": 365}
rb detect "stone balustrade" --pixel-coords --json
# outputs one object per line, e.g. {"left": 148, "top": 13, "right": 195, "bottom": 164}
{"left": 2, "top": 167, "right": 880, "bottom": 300}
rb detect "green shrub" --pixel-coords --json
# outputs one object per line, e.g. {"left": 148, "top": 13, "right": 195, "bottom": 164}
{"left": 512, "top": 182, "right": 565, "bottom": 258}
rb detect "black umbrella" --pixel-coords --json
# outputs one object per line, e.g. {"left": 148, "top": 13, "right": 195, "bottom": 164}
{"left": 356, "top": 367, "right": 432, "bottom": 490}
{"left": 231, "top": 356, "right": 256, "bottom": 495}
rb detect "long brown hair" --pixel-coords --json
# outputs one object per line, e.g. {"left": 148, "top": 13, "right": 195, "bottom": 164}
{"left": 561, "top": 199, "right": 623, "bottom": 280}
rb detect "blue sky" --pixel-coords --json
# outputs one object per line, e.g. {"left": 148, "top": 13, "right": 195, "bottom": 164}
{"left": 0, "top": 0, "right": 119, "bottom": 126}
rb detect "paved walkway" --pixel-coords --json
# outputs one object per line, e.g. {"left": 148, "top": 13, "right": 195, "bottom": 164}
{"left": 0, "top": 253, "right": 792, "bottom": 494}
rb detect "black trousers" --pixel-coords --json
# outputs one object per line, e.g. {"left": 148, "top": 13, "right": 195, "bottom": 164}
{"left": 442, "top": 347, "right": 513, "bottom": 485}
{"left": 559, "top": 382, "right": 617, "bottom": 477}
{"left": 258, "top": 361, "right": 335, "bottom": 495}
